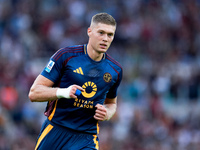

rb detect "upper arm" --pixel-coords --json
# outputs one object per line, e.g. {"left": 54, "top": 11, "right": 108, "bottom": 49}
{"left": 29, "top": 75, "right": 57, "bottom": 102}
{"left": 31, "top": 74, "right": 54, "bottom": 88}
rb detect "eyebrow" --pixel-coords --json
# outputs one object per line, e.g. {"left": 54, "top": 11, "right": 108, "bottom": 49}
{"left": 98, "top": 29, "right": 114, "bottom": 35}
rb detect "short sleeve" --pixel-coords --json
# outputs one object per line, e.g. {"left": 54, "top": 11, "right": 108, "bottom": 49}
{"left": 41, "top": 49, "right": 66, "bottom": 83}
{"left": 106, "top": 68, "right": 123, "bottom": 98}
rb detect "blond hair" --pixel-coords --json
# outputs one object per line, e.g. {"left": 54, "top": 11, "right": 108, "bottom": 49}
{"left": 91, "top": 13, "right": 116, "bottom": 27}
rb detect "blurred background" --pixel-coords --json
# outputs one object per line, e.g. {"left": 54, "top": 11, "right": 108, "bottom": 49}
{"left": 1, "top": 0, "right": 200, "bottom": 149}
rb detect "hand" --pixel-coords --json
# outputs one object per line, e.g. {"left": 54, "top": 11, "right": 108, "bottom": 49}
{"left": 56, "top": 84, "right": 84, "bottom": 99}
{"left": 94, "top": 104, "right": 108, "bottom": 121}
{"left": 68, "top": 85, "right": 84, "bottom": 99}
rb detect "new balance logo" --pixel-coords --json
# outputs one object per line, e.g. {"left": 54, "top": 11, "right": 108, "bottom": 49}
{"left": 73, "top": 67, "right": 84, "bottom": 75}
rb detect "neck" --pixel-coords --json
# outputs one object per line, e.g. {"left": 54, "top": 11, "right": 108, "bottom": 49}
{"left": 87, "top": 44, "right": 104, "bottom": 61}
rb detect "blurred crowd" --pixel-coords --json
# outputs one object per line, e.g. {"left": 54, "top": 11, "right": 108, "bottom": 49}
{"left": 1, "top": 0, "right": 200, "bottom": 149}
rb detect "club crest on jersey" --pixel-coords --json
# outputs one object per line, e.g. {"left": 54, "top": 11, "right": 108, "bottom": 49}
{"left": 45, "top": 60, "right": 55, "bottom": 73}
{"left": 103, "top": 73, "right": 112, "bottom": 83}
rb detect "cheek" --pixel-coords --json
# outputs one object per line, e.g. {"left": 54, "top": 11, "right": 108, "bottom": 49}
{"left": 91, "top": 37, "right": 99, "bottom": 47}
{"left": 93, "top": 36, "right": 99, "bottom": 43}
{"left": 94, "top": 36, "right": 102, "bottom": 43}
{"left": 108, "top": 38, "right": 114, "bottom": 43}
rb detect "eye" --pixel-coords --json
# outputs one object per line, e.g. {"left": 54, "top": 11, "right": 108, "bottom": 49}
{"left": 108, "top": 33, "right": 113, "bottom": 37}
{"left": 99, "top": 31, "right": 104, "bottom": 35}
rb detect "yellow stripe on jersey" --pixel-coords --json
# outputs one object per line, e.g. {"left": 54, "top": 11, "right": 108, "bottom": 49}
{"left": 76, "top": 68, "right": 80, "bottom": 73}
{"left": 97, "top": 122, "right": 99, "bottom": 134}
{"left": 35, "top": 124, "right": 53, "bottom": 150}
{"left": 48, "top": 100, "right": 58, "bottom": 121}
{"left": 73, "top": 67, "right": 84, "bottom": 75}
{"left": 93, "top": 135, "right": 99, "bottom": 150}
{"left": 84, "top": 44, "right": 87, "bottom": 54}
{"left": 79, "top": 67, "right": 83, "bottom": 75}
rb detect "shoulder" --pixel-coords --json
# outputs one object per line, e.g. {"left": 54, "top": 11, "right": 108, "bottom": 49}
{"left": 105, "top": 53, "right": 123, "bottom": 72}
{"left": 52, "top": 45, "right": 85, "bottom": 61}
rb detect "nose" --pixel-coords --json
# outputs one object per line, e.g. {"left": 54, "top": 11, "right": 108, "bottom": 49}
{"left": 103, "top": 34, "right": 108, "bottom": 42}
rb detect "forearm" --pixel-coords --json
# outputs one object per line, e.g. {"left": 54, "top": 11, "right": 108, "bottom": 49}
{"left": 104, "top": 103, "right": 117, "bottom": 120}
{"left": 29, "top": 85, "right": 58, "bottom": 102}
{"left": 29, "top": 81, "right": 84, "bottom": 102}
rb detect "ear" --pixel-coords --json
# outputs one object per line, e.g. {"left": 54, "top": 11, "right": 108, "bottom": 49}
{"left": 87, "top": 27, "right": 92, "bottom": 36}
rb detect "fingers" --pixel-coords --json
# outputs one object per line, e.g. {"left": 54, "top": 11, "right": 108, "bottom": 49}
{"left": 69, "top": 84, "right": 84, "bottom": 99}
{"left": 73, "top": 85, "right": 85, "bottom": 92}
{"left": 94, "top": 104, "right": 107, "bottom": 121}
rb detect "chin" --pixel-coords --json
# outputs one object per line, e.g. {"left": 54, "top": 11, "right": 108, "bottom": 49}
{"left": 98, "top": 47, "right": 108, "bottom": 52}
{"left": 98, "top": 49, "right": 107, "bottom": 53}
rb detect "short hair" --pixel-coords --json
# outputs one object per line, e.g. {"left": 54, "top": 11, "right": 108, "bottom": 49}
{"left": 91, "top": 13, "right": 116, "bottom": 27}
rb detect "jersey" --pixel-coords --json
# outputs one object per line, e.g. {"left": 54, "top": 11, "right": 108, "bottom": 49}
{"left": 41, "top": 44, "right": 123, "bottom": 134}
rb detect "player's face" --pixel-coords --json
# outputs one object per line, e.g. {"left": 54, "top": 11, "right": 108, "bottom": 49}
{"left": 88, "top": 23, "right": 116, "bottom": 53}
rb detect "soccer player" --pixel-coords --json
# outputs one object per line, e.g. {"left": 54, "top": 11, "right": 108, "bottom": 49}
{"left": 29, "top": 12, "right": 123, "bottom": 150}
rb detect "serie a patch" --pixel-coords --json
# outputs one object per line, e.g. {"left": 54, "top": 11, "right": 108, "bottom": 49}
{"left": 45, "top": 60, "right": 55, "bottom": 73}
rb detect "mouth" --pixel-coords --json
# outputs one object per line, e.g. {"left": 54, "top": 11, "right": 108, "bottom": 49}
{"left": 99, "top": 43, "right": 107, "bottom": 49}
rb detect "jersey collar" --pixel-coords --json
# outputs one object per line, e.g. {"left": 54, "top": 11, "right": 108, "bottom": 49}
{"left": 84, "top": 44, "right": 106, "bottom": 60}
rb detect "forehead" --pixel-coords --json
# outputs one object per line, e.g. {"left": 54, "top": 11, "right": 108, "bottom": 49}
{"left": 92, "top": 23, "right": 116, "bottom": 33}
